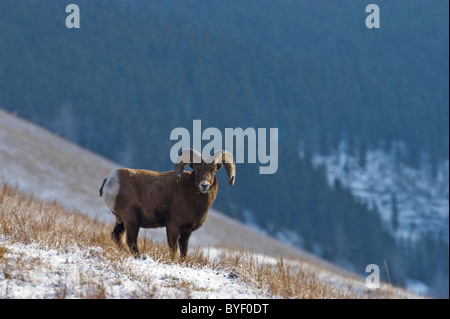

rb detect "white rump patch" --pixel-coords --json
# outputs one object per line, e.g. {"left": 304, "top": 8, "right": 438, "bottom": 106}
{"left": 103, "top": 169, "right": 120, "bottom": 212}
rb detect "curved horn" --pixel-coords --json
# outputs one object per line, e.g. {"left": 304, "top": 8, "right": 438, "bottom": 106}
{"left": 174, "top": 149, "right": 203, "bottom": 182}
{"left": 206, "top": 150, "right": 236, "bottom": 186}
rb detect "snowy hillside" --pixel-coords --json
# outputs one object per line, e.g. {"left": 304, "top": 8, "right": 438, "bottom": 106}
{"left": 0, "top": 182, "right": 417, "bottom": 299}
{"left": 309, "top": 141, "right": 449, "bottom": 243}
{"left": 0, "top": 109, "right": 422, "bottom": 299}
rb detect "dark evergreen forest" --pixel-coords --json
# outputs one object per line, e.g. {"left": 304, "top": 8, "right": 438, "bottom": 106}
{"left": 0, "top": 1, "right": 448, "bottom": 296}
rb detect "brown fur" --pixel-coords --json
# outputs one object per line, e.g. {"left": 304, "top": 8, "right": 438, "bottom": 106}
{"left": 100, "top": 162, "right": 226, "bottom": 259}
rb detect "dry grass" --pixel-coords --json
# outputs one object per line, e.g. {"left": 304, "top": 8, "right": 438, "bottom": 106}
{"left": 0, "top": 182, "right": 411, "bottom": 299}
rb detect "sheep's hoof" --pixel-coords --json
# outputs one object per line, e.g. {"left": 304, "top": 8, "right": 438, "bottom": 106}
{"left": 169, "top": 252, "right": 177, "bottom": 261}
{"left": 129, "top": 248, "right": 140, "bottom": 259}
{"left": 111, "top": 233, "right": 123, "bottom": 248}
{"left": 132, "top": 253, "right": 140, "bottom": 259}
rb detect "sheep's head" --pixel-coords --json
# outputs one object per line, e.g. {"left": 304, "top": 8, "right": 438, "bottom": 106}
{"left": 175, "top": 149, "right": 236, "bottom": 193}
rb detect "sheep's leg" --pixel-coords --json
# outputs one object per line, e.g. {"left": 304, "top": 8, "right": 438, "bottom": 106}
{"left": 124, "top": 218, "right": 140, "bottom": 258}
{"left": 166, "top": 227, "right": 180, "bottom": 260}
{"left": 111, "top": 221, "right": 125, "bottom": 248}
{"left": 179, "top": 231, "right": 192, "bottom": 261}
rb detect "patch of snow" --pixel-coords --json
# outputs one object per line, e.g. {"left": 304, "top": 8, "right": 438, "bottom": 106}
{"left": 0, "top": 242, "right": 270, "bottom": 299}
{"left": 311, "top": 141, "right": 449, "bottom": 243}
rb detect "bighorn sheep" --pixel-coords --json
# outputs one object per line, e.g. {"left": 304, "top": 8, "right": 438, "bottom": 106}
{"left": 99, "top": 149, "right": 235, "bottom": 259}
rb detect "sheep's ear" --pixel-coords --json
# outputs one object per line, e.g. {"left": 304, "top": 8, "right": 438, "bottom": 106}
{"left": 174, "top": 165, "right": 186, "bottom": 182}
{"left": 175, "top": 149, "right": 203, "bottom": 182}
